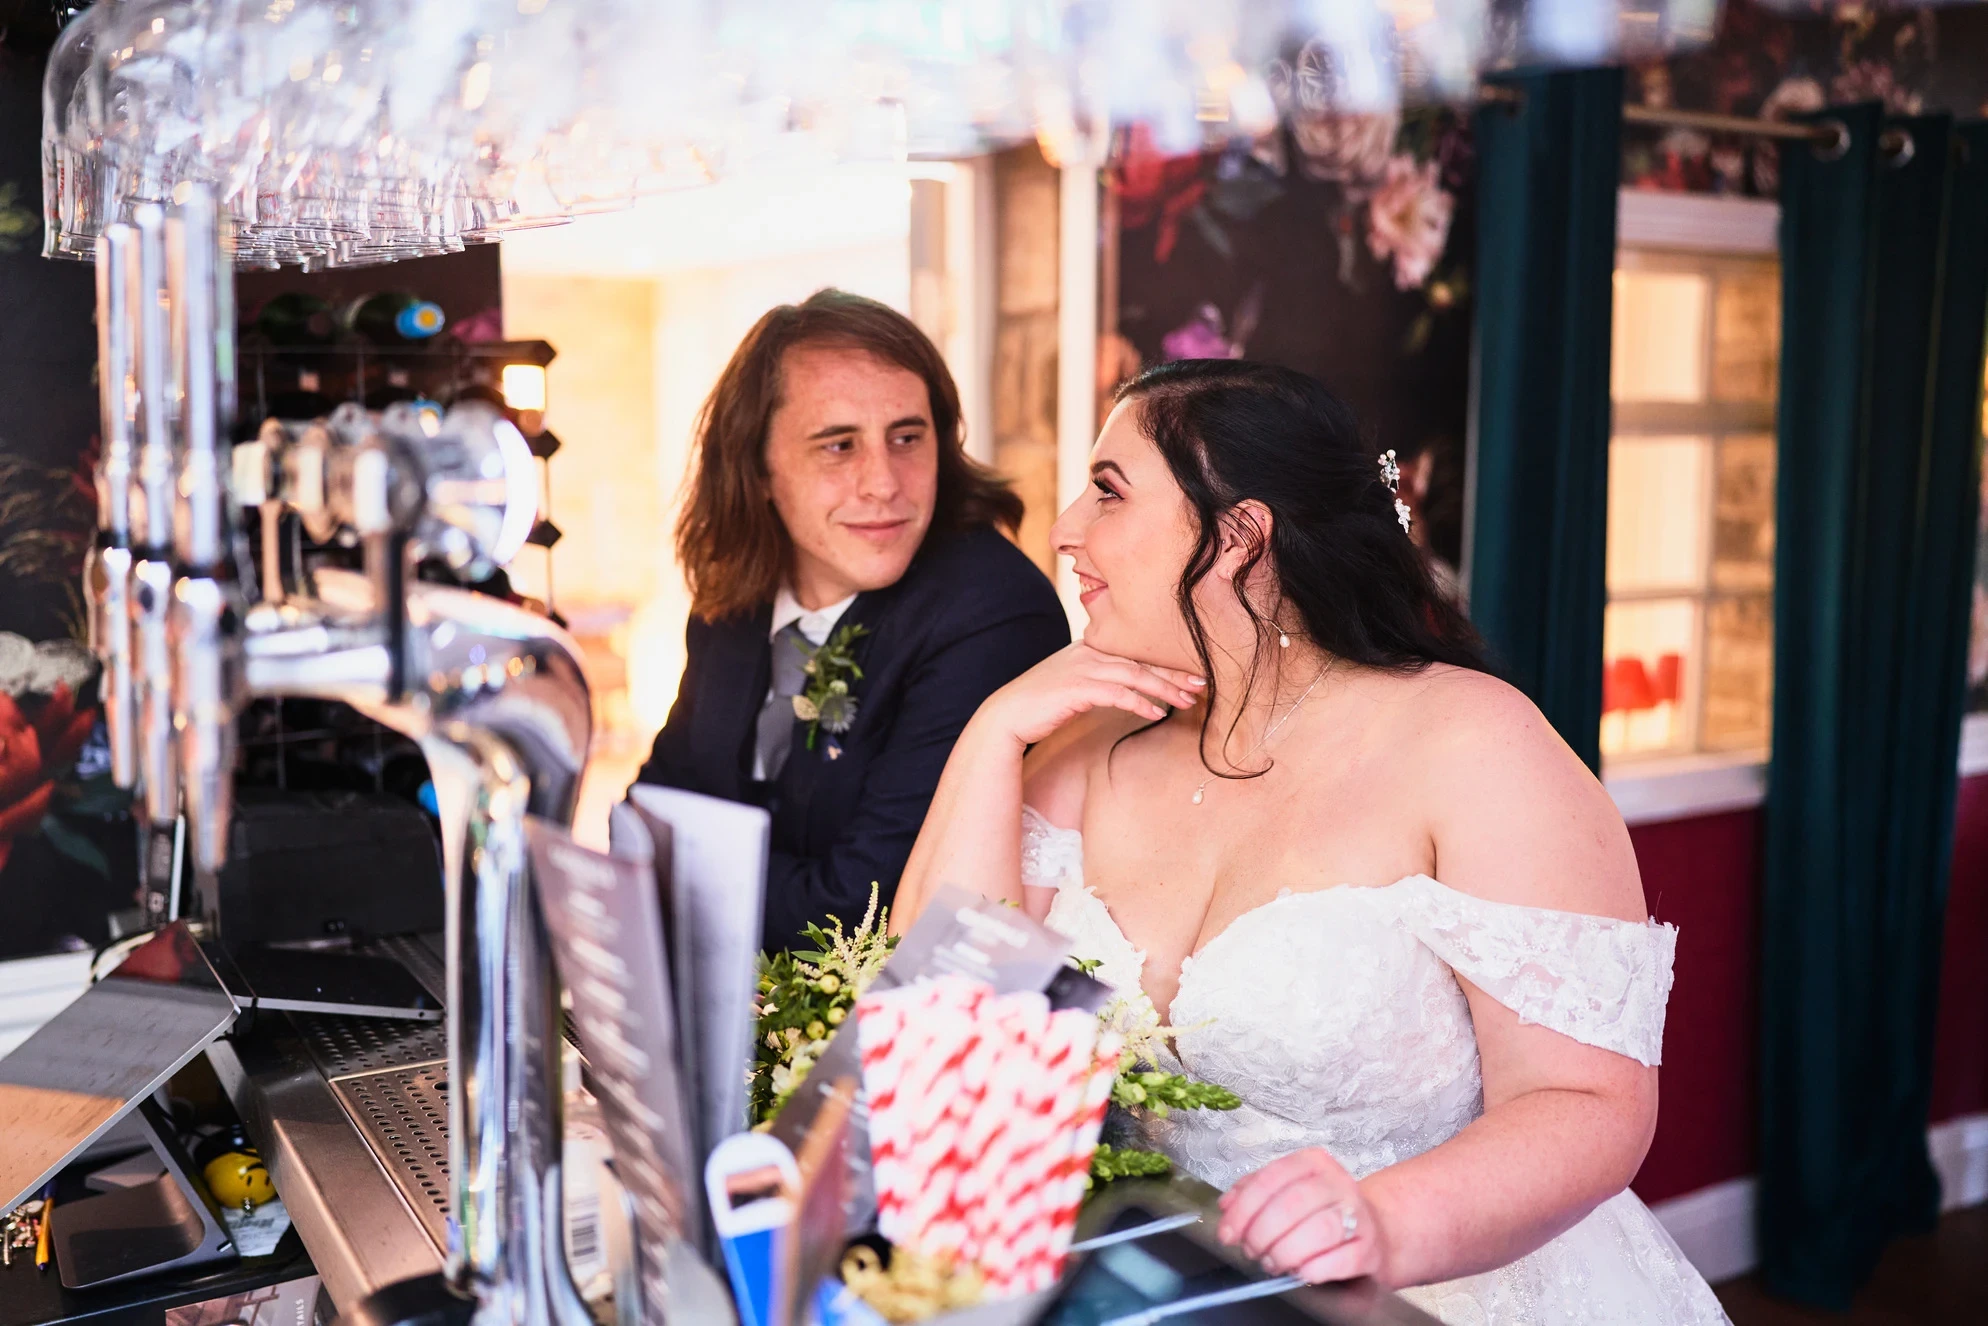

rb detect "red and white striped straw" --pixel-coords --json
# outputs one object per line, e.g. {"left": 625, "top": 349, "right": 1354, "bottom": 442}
{"left": 857, "top": 979, "right": 1125, "bottom": 1298}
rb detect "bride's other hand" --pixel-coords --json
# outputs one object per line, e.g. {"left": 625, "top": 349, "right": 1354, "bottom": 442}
{"left": 977, "top": 642, "right": 1203, "bottom": 748}
{"left": 1218, "top": 1148, "right": 1389, "bottom": 1286}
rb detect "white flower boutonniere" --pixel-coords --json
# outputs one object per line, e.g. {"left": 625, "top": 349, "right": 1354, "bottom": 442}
{"left": 791, "top": 622, "right": 869, "bottom": 751}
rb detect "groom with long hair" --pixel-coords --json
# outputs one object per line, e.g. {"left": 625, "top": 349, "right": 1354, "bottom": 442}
{"left": 635, "top": 289, "right": 1067, "bottom": 951}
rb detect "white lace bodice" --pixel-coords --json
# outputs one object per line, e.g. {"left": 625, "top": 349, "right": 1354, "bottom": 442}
{"left": 1021, "top": 807, "right": 1728, "bottom": 1326}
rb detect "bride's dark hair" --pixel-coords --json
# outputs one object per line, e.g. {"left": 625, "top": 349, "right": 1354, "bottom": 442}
{"left": 1117, "top": 358, "right": 1489, "bottom": 781}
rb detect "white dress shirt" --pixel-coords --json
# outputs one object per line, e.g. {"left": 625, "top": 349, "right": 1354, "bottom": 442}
{"left": 753, "top": 587, "right": 856, "bottom": 780}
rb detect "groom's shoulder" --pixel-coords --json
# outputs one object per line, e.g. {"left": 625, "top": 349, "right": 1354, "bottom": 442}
{"left": 904, "top": 524, "right": 1063, "bottom": 623}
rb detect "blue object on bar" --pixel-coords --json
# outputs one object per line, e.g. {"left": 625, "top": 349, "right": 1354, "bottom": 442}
{"left": 706, "top": 1133, "right": 801, "bottom": 1326}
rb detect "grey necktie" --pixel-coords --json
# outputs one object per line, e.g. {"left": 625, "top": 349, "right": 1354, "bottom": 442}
{"left": 756, "top": 622, "right": 812, "bottom": 781}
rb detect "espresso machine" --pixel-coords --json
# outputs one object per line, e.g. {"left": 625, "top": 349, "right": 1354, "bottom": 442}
{"left": 76, "top": 187, "right": 597, "bottom": 1325}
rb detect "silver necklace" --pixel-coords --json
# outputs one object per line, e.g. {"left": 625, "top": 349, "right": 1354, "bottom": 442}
{"left": 1191, "top": 663, "right": 1330, "bottom": 805}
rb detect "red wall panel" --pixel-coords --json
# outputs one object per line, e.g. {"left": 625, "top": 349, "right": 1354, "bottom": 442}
{"left": 1625, "top": 773, "right": 1988, "bottom": 1205}
{"left": 1629, "top": 808, "right": 1763, "bottom": 1204}
{"left": 1931, "top": 773, "right": 1988, "bottom": 1123}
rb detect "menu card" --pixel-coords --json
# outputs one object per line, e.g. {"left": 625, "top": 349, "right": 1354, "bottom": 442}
{"left": 617, "top": 785, "right": 770, "bottom": 1202}
{"left": 527, "top": 817, "right": 697, "bottom": 1326}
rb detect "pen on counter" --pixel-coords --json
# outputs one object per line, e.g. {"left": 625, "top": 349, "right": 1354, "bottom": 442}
{"left": 35, "top": 1183, "right": 52, "bottom": 1272}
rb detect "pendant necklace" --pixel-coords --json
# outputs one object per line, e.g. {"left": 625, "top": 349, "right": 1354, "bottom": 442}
{"left": 1191, "top": 663, "right": 1330, "bottom": 805}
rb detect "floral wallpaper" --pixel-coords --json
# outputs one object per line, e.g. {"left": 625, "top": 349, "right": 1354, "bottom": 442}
{"left": 1108, "top": 1, "right": 1988, "bottom": 589}
{"left": 0, "top": 39, "right": 132, "bottom": 957}
{"left": 1109, "top": 96, "right": 1475, "bottom": 576}
{"left": 1626, "top": 0, "right": 1988, "bottom": 195}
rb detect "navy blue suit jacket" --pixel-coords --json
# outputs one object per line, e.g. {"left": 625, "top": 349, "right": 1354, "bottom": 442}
{"left": 634, "top": 526, "right": 1068, "bottom": 952}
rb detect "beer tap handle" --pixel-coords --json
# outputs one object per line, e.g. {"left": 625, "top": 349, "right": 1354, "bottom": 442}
{"left": 91, "top": 224, "right": 139, "bottom": 789}
{"left": 402, "top": 400, "right": 538, "bottom": 584}
{"left": 129, "top": 204, "right": 177, "bottom": 827}
{"left": 349, "top": 430, "right": 411, "bottom": 700}
{"left": 166, "top": 187, "right": 243, "bottom": 874}
{"left": 169, "top": 190, "right": 229, "bottom": 575}
{"left": 231, "top": 422, "right": 285, "bottom": 606}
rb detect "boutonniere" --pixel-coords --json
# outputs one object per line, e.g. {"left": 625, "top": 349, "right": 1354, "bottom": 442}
{"left": 790, "top": 622, "right": 869, "bottom": 751}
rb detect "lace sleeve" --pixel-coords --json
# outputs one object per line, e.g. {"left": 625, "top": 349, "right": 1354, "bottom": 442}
{"left": 1021, "top": 805, "right": 1084, "bottom": 890}
{"left": 1395, "top": 877, "right": 1676, "bottom": 1066}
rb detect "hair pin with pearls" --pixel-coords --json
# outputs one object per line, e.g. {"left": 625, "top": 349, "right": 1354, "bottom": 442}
{"left": 1378, "top": 450, "right": 1412, "bottom": 535}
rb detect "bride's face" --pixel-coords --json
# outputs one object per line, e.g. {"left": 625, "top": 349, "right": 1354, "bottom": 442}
{"left": 1049, "top": 402, "right": 1204, "bottom": 669}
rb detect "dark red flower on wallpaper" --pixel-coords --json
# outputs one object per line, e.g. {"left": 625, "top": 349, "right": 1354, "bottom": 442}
{"left": 0, "top": 682, "right": 94, "bottom": 873}
{"left": 1110, "top": 124, "right": 1208, "bottom": 265}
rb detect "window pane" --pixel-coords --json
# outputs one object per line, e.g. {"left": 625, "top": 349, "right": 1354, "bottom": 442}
{"left": 1703, "top": 595, "right": 1773, "bottom": 751}
{"left": 1711, "top": 434, "right": 1776, "bottom": 593}
{"left": 1608, "top": 437, "right": 1709, "bottom": 593}
{"left": 1711, "top": 269, "right": 1781, "bottom": 404}
{"left": 1612, "top": 270, "right": 1708, "bottom": 403}
{"left": 1602, "top": 598, "right": 1697, "bottom": 758}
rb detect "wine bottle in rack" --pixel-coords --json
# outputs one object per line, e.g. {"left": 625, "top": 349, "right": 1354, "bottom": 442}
{"left": 252, "top": 291, "right": 336, "bottom": 346}
{"left": 343, "top": 291, "right": 447, "bottom": 344}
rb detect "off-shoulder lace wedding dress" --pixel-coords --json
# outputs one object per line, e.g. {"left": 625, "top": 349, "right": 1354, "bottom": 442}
{"left": 1022, "top": 808, "right": 1730, "bottom": 1326}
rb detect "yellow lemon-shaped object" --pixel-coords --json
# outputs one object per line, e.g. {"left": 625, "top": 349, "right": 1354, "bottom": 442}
{"left": 203, "top": 1150, "right": 276, "bottom": 1210}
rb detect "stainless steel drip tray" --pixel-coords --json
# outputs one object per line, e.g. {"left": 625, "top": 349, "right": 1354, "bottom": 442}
{"left": 328, "top": 1063, "right": 452, "bottom": 1249}
{"left": 293, "top": 1010, "right": 448, "bottom": 1079}
{"left": 208, "top": 1007, "right": 450, "bottom": 1313}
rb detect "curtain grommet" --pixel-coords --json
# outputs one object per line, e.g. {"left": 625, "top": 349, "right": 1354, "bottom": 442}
{"left": 1811, "top": 119, "right": 1852, "bottom": 163}
{"left": 1881, "top": 128, "right": 1917, "bottom": 169}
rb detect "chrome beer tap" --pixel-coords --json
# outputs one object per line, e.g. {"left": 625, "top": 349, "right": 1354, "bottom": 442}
{"left": 236, "top": 403, "right": 595, "bottom": 1326}
{"left": 128, "top": 203, "right": 178, "bottom": 831}
{"left": 90, "top": 188, "right": 595, "bottom": 1324}
{"left": 87, "top": 222, "right": 137, "bottom": 789}
{"left": 166, "top": 189, "right": 242, "bottom": 875}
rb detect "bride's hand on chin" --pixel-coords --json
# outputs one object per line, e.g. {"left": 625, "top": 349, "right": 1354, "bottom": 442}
{"left": 977, "top": 642, "right": 1203, "bottom": 748}
{"left": 1218, "top": 1148, "right": 1389, "bottom": 1286}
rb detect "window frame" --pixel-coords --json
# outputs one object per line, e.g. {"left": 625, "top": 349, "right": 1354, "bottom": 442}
{"left": 1600, "top": 191, "right": 1988, "bottom": 825}
{"left": 1604, "top": 197, "right": 1779, "bottom": 778}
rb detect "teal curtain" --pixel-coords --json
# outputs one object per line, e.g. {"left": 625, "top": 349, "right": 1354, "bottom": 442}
{"left": 1762, "top": 109, "right": 1988, "bottom": 1308}
{"left": 1467, "top": 68, "right": 1623, "bottom": 772}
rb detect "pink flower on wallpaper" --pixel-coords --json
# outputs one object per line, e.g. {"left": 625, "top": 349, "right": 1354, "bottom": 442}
{"left": 450, "top": 306, "right": 505, "bottom": 343}
{"left": 1832, "top": 60, "right": 1924, "bottom": 115}
{"left": 1161, "top": 306, "right": 1241, "bottom": 361}
{"left": 1365, "top": 155, "right": 1454, "bottom": 292}
{"left": 1290, "top": 111, "right": 1399, "bottom": 188}
{"left": 1760, "top": 76, "right": 1826, "bottom": 122}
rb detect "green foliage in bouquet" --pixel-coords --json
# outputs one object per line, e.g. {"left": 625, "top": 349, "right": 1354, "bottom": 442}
{"left": 1084, "top": 1064, "right": 1240, "bottom": 1187}
{"left": 747, "top": 901, "right": 1242, "bottom": 1189}
{"left": 1088, "top": 1144, "right": 1175, "bottom": 1184}
{"left": 750, "top": 884, "right": 897, "bottom": 1127}
{"left": 1110, "top": 1069, "right": 1241, "bottom": 1116}
{"left": 1082, "top": 976, "right": 1241, "bottom": 1189}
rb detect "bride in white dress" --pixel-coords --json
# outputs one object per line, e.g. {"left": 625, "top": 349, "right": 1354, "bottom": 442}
{"left": 892, "top": 360, "right": 1730, "bottom": 1324}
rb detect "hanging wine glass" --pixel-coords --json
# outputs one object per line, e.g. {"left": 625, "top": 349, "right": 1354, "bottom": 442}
{"left": 40, "top": 0, "right": 122, "bottom": 257}
{"left": 43, "top": 0, "right": 1728, "bottom": 270}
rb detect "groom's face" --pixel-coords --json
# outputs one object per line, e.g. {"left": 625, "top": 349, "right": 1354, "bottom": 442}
{"left": 763, "top": 344, "right": 939, "bottom": 608}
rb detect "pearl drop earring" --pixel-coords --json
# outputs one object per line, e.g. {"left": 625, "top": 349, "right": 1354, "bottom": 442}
{"left": 1279, "top": 627, "right": 1290, "bottom": 648}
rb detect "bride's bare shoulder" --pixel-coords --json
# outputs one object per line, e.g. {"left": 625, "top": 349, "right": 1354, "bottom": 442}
{"left": 1392, "top": 664, "right": 1560, "bottom": 751}
{"left": 1021, "top": 708, "right": 1146, "bottom": 829}
{"left": 1388, "top": 665, "right": 1646, "bottom": 921}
